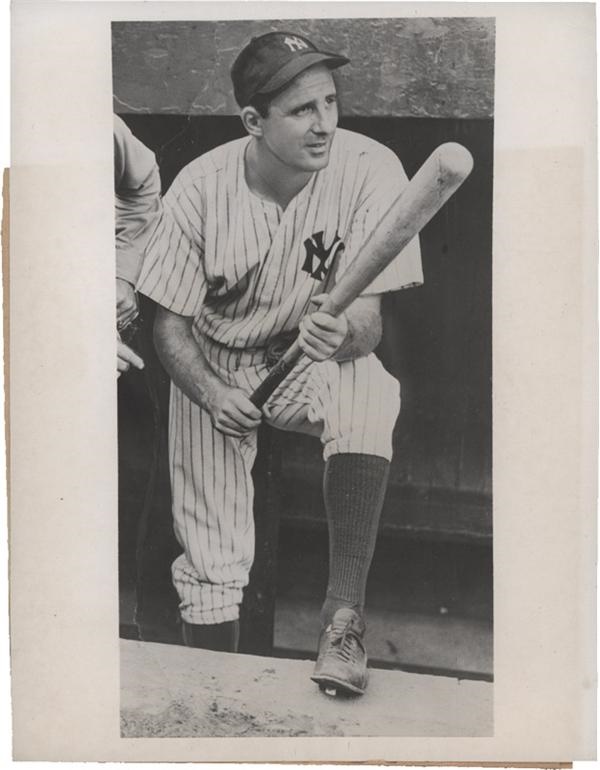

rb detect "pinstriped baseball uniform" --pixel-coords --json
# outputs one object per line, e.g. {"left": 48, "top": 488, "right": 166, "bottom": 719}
{"left": 137, "top": 128, "right": 422, "bottom": 624}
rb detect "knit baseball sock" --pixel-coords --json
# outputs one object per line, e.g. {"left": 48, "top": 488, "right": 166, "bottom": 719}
{"left": 320, "top": 453, "right": 390, "bottom": 628}
{"left": 181, "top": 619, "right": 240, "bottom": 653}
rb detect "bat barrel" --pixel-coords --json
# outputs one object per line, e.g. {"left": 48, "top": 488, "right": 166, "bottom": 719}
{"left": 435, "top": 142, "right": 475, "bottom": 186}
{"left": 325, "top": 142, "right": 474, "bottom": 315}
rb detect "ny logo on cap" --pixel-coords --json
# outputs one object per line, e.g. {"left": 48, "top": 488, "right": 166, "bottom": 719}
{"left": 283, "top": 36, "right": 310, "bottom": 52}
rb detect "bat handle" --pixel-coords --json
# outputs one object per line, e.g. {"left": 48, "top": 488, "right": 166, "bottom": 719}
{"left": 249, "top": 339, "right": 303, "bottom": 408}
{"left": 249, "top": 298, "right": 346, "bottom": 408}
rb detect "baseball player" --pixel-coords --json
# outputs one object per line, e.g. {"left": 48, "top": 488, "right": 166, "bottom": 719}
{"left": 114, "top": 113, "right": 162, "bottom": 375}
{"left": 137, "top": 32, "right": 422, "bottom": 695}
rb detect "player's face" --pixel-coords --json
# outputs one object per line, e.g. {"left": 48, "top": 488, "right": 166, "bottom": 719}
{"left": 260, "top": 65, "right": 338, "bottom": 173}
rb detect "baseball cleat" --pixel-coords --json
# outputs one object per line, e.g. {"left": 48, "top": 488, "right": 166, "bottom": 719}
{"left": 311, "top": 607, "right": 368, "bottom": 696}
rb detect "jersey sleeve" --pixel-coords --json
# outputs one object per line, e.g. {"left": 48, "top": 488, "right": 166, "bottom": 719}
{"left": 339, "top": 143, "right": 423, "bottom": 295}
{"left": 136, "top": 168, "right": 208, "bottom": 319}
{"left": 113, "top": 115, "right": 162, "bottom": 285}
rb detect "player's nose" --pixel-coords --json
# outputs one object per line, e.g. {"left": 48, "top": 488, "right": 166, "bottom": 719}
{"left": 311, "top": 104, "right": 337, "bottom": 135}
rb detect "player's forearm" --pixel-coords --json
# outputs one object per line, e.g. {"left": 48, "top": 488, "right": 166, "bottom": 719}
{"left": 334, "top": 299, "right": 382, "bottom": 361}
{"left": 153, "top": 307, "right": 225, "bottom": 410}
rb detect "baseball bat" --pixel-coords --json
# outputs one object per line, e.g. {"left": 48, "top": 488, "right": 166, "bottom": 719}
{"left": 249, "top": 142, "right": 474, "bottom": 408}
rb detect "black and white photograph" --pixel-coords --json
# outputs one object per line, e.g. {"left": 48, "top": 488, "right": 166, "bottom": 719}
{"left": 9, "top": 2, "right": 596, "bottom": 762}
{"left": 114, "top": 16, "right": 494, "bottom": 737}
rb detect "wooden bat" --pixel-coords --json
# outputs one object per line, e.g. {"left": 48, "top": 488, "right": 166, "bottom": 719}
{"left": 249, "top": 142, "right": 474, "bottom": 408}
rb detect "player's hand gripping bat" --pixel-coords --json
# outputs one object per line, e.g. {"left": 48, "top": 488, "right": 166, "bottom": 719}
{"left": 249, "top": 142, "right": 474, "bottom": 408}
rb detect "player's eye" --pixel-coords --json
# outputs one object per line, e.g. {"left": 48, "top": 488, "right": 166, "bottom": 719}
{"left": 292, "top": 103, "right": 313, "bottom": 116}
{"left": 326, "top": 94, "right": 338, "bottom": 106}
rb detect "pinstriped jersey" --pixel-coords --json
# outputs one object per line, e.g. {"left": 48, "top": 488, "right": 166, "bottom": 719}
{"left": 137, "top": 128, "right": 423, "bottom": 349}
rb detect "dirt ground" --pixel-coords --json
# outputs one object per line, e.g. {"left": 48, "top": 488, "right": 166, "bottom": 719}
{"left": 122, "top": 695, "right": 344, "bottom": 738}
{"left": 120, "top": 639, "right": 493, "bottom": 738}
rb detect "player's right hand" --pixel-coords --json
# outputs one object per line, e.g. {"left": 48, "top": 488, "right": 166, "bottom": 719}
{"left": 209, "top": 386, "right": 263, "bottom": 437}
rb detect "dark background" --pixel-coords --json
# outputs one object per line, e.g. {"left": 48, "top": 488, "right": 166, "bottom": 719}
{"left": 114, "top": 18, "right": 494, "bottom": 679}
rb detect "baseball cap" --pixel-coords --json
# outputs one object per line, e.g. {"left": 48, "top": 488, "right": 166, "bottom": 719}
{"left": 231, "top": 31, "right": 350, "bottom": 108}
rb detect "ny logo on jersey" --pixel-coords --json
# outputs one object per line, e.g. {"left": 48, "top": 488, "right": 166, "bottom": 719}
{"left": 302, "top": 231, "right": 344, "bottom": 281}
{"left": 283, "top": 35, "right": 310, "bottom": 52}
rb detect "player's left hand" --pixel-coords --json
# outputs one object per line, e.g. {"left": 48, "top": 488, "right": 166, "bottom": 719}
{"left": 298, "top": 294, "right": 348, "bottom": 362}
{"left": 117, "top": 277, "right": 139, "bottom": 330}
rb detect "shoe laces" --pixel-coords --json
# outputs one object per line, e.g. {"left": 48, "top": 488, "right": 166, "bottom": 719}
{"left": 326, "top": 614, "right": 365, "bottom": 664}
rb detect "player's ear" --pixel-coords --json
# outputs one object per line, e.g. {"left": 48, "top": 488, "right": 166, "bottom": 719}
{"left": 241, "top": 106, "right": 264, "bottom": 138}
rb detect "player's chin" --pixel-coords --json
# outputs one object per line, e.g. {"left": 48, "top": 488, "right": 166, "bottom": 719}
{"left": 301, "top": 148, "right": 331, "bottom": 170}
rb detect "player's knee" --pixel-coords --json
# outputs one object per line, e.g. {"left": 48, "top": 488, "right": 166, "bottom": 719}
{"left": 322, "top": 362, "right": 400, "bottom": 460}
{"left": 360, "top": 358, "right": 401, "bottom": 423}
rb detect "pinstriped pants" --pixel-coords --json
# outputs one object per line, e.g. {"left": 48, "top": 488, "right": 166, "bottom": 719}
{"left": 169, "top": 343, "right": 401, "bottom": 624}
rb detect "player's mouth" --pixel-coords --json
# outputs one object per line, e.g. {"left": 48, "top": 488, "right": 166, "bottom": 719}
{"left": 306, "top": 141, "right": 329, "bottom": 156}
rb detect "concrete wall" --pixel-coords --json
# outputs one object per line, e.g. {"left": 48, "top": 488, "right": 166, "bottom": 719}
{"left": 112, "top": 18, "right": 495, "bottom": 118}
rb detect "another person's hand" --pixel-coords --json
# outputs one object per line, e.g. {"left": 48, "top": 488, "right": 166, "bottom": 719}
{"left": 116, "top": 277, "right": 139, "bottom": 330}
{"left": 208, "top": 385, "right": 263, "bottom": 437}
{"left": 117, "top": 333, "right": 144, "bottom": 378}
{"left": 298, "top": 294, "right": 348, "bottom": 362}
